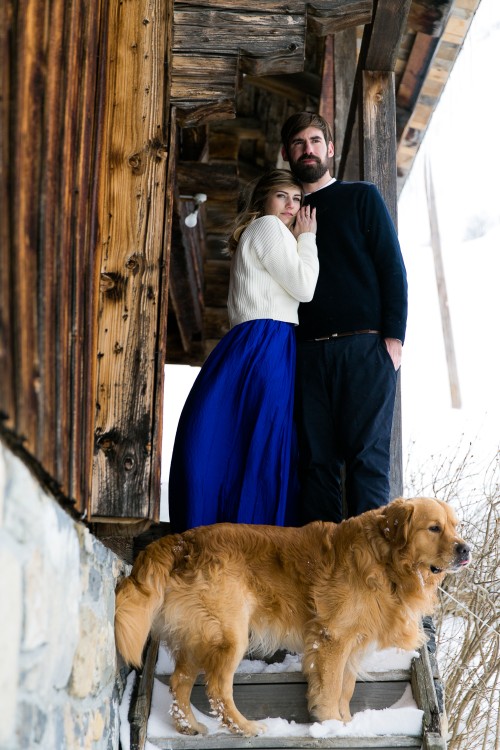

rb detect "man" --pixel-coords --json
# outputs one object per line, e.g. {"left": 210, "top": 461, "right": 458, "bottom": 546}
{"left": 281, "top": 111, "right": 408, "bottom": 524}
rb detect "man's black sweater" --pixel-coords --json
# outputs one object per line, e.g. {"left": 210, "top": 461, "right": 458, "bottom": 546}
{"left": 298, "top": 180, "right": 408, "bottom": 343}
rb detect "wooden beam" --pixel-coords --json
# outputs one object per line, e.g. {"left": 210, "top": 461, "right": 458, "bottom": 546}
{"left": 361, "top": 71, "right": 398, "bottom": 220}
{"left": 243, "top": 73, "right": 320, "bottom": 104}
{"left": 396, "top": 32, "right": 439, "bottom": 137}
{"left": 408, "top": 0, "right": 454, "bottom": 36}
{"left": 360, "top": 70, "right": 402, "bottom": 498}
{"left": 175, "top": 100, "right": 236, "bottom": 128}
{"left": 177, "top": 162, "right": 240, "bottom": 202}
{"left": 173, "top": 9, "right": 305, "bottom": 59}
{"left": 339, "top": 0, "right": 410, "bottom": 180}
{"left": 10, "top": 0, "right": 45, "bottom": 455}
{"left": 150, "top": 110, "right": 177, "bottom": 524}
{"left": 239, "top": 46, "right": 305, "bottom": 77}
{"left": 308, "top": 0, "right": 372, "bottom": 36}
{"left": 319, "top": 36, "right": 334, "bottom": 141}
{"left": 332, "top": 28, "right": 358, "bottom": 179}
{"left": 365, "top": 0, "right": 413, "bottom": 72}
{"left": 91, "top": 0, "right": 171, "bottom": 520}
{"left": 0, "top": 0, "right": 15, "bottom": 431}
{"left": 168, "top": 195, "right": 205, "bottom": 354}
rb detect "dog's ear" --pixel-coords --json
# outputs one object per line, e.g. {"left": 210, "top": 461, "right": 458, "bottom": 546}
{"left": 378, "top": 498, "right": 414, "bottom": 549}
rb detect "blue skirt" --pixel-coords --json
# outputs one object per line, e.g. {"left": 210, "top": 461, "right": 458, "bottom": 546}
{"left": 168, "top": 319, "right": 299, "bottom": 532}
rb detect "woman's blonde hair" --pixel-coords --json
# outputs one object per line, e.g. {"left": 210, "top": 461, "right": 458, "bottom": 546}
{"left": 227, "top": 169, "right": 304, "bottom": 255}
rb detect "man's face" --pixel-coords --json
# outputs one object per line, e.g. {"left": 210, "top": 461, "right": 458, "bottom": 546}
{"left": 283, "top": 126, "right": 334, "bottom": 183}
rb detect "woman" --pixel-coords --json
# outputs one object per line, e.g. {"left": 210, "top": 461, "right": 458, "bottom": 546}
{"left": 168, "top": 169, "right": 318, "bottom": 531}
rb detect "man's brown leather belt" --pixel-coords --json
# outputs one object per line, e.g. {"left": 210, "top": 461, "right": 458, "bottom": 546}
{"left": 312, "top": 329, "right": 380, "bottom": 341}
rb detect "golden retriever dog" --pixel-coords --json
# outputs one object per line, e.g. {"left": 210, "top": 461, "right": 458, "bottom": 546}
{"left": 114, "top": 496, "right": 469, "bottom": 736}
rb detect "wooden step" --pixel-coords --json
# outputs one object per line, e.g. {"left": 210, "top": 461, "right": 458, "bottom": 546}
{"left": 155, "top": 670, "right": 412, "bottom": 725}
{"left": 128, "top": 639, "right": 447, "bottom": 750}
{"left": 148, "top": 736, "right": 421, "bottom": 749}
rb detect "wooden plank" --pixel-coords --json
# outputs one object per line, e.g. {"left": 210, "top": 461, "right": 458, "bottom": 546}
{"left": 149, "top": 104, "right": 176, "bottom": 524}
{"left": 361, "top": 71, "right": 397, "bottom": 223}
{"left": 148, "top": 733, "right": 421, "bottom": 749}
{"left": 171, "top": 54, "right": 238, "bottom": 101}
{"left": 360, "top": 70, "right": 402, "bottom": 499}
{"left": 171, "top": 0, "right": 304, "bottom": 10}
{"left": 308, "top": 0, "right": 372, "bottom": 36}
{"left": 10, "top": 0, "right": 45, "bottom": 454}
{"left": 156, "top": 670, "right": 412, "bottom": 685}
{"left": 396, "top": 32, "right": 439, "bottom": 122}
{"left": 408, "top": 0, "right": 454, "bottom": 36}
{"left": 423, "top": 733, "right": 447, "bottom": 750}
{"left": 91, "top": 0, "right": 170, "bottom": 519}
{"left": 365, "top": 0, "right": 413, "bottom": 72}
{"left": 168, "top": 197, "right": 206, "bottom": 354}
{"left": 177, "top": 162, "right": 240, "bottom": 202}
{"left": 0, "top": 0, "right": 15, "bottom": 430}
{"left": 173, "top": 10, "right": 305, "bottom": 57}
{"left": 319, "top": 36, "right": 334, "bottom": 143}
{"left": 411, "top": 647, "right": 442, "bottom": 736}
{"left": 129, "top": 636, "right": 161, "bottom": 750}
{"left": 67, "top": 0, "right": 106, "bottom": 511}
{"left": 243, "top": 73, "right": 320, "bottom": 106}
{"left": 332, "top": 28, "right": 357, "bottom": 179}
{"left": 175, "top": 100, "right": 237, "bottom": 128}
{"left": 186, "top": 681, "right": 408, "bottom": 725}
{"left": 239, "top": 46, "right": 306, "bottom": 77}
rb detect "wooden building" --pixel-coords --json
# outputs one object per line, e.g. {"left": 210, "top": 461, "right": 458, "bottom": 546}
{"left": 1, "top": 0, "right": 480, "bottom": 530}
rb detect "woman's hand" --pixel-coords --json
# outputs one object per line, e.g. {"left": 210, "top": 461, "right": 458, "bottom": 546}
{"left": 293, "top": 205, "right": 317, "bottom": 239}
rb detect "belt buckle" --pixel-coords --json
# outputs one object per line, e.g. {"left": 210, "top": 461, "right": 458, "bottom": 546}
{"left": 314, "top": 332, "right": 338, "bottom": 341}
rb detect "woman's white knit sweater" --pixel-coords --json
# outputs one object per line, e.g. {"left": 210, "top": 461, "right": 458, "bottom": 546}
{"left": 227, "top": 215, "right": 319, "bottom": 328}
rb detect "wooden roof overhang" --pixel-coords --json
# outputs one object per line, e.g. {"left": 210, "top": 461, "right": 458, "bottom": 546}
{"left": 166, "top": 0, "right": 480, "bottom": 366}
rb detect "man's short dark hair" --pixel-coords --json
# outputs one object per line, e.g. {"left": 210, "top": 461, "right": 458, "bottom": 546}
{"left": 281, "top": 112, "right": 333, "bottom": 158}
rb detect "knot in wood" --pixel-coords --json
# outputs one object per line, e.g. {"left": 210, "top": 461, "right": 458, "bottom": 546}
{"left": 128, "top": 152, "right": 145, "bottom": 175}
{"left": 123, "top": 455, "right": 135, "bottom": 471}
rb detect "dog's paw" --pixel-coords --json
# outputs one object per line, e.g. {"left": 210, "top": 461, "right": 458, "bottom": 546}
{"left": 241, "top": 720, "right": 267, "bottom": 737}
{"left": 177, "top": 721, "right": 208, "bottom": 736}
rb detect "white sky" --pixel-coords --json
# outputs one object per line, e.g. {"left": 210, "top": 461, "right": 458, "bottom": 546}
{"left": 398, "top": 0, "right": 500, "bottom": 477}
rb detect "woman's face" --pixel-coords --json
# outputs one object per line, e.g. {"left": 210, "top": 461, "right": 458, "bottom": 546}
{"left": 263, "top": 185, "right": 302, "bottom": 228}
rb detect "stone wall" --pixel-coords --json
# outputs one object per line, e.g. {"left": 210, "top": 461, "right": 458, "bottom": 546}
{"left": 0, "top": 441, "right": 130, "bottom": 750}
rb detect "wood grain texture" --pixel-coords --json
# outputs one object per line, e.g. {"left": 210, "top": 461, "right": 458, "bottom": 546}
{"left": 0, "top": 0, "right": 15, "bottom": 430}
{"left": 91, "top": 0, "right": 171, "bottom": 519}
{"left": 10, "top": 0, "right": 45, "bottom": 454}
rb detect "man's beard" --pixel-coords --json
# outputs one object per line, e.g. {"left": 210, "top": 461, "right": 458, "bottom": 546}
{"left": 289, "top": 155, "right": 329, "bottom": 183}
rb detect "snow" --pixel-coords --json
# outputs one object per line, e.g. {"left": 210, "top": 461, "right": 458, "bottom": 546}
{"left": 119, "top": 646, "right": 423, "bottom": 747}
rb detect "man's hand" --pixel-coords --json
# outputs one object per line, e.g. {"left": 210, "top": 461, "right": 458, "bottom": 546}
{"left": 384, "top": 338, "right": 402, "bottom": 371}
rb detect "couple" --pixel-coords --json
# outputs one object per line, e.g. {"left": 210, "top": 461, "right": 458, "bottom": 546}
{"left": 168, "top": 112, "right": 408, "bottom": 532}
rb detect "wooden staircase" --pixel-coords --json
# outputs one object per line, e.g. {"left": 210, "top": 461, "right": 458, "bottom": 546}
{"left": 126, "top": 624, "right": 448, "bottom": 750}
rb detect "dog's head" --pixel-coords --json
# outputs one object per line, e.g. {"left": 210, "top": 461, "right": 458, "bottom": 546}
{"left": 378, "top": 496, "right": 470, "bottom": 575}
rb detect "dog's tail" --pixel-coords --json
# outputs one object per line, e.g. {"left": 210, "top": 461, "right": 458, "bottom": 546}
{"left": 114, "top": 542, "right": 174, "bottom": 668}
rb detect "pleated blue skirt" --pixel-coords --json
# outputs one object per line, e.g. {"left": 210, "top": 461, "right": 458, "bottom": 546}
{"left": 168, "top": 319, "right": 299, "bottom": 532}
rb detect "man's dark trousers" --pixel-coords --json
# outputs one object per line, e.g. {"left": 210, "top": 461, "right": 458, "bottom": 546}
{"left": 295, "top": 333, "right": 398, "bottom": 524}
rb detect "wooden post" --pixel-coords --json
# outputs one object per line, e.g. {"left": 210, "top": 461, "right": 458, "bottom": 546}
{"left": 424, "top": 158, "right": 462, "bottom": 409}
{"left": 360, "top": 70, "right": 403, "bottom": 499}
{"left": 91, "top": 0, "right": 172, "bottom": 520}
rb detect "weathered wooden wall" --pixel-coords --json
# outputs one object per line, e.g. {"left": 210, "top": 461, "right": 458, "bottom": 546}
{"left": 0, "top": 0, "right": 173, "bottom": 521}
